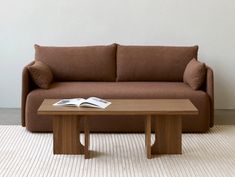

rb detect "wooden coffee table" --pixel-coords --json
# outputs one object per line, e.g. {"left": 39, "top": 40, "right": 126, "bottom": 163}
{"left": 38, "top": 99, "right": 198, "bottom": 159}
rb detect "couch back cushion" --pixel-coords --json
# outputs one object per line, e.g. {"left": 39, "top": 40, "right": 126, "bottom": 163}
{"left": 117, "top": 45, "right": 198, "bottom": 81}
{"left": 35, "top": 44, "right": 117, "bottom": 81}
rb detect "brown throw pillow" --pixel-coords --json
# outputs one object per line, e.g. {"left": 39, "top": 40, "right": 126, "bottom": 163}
{"left": 28, "top": 61, "right": 53, "bottom": 89}
{"left": 183, "top": 58, "right": 206, "bottom": 90}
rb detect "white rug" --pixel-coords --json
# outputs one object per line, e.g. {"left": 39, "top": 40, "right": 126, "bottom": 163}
{"left": 0, "top": 126, "right": 234, "bottom": 177}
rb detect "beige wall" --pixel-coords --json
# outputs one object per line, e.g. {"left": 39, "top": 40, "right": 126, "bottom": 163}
{"left": 0, "top": 0, "right": 234, "bottom": 108}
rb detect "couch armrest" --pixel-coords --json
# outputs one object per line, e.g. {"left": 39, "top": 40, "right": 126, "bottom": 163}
{"left": 205, "top": 66, "right": 214, "bottom": 127}
{"left": 21, "top": 61, "right": 35, "bottom": 126}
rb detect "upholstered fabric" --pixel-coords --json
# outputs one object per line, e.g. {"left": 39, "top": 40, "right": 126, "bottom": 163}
{"left": 117, "top": 45, "right": 198, "bottom": 81}
{"left": 22, "top": 44, "right": 214, "bottom": 133}
{"left": 206, "top": 67, "right": 214, "bottom": 127}
{"left": 28, "top": 61, "right": 53, "bottom": 89}
{"left": 21, "top": 62, "right": 35, "bottom": 126}
{"left": 25, "top": 82, "right": 210, "bottom": 132}
{"left": 183, "top": 59, "right": 206, "bottom": 90}
{"left": 34, "top": 44, "right": 117, "bottom": 81}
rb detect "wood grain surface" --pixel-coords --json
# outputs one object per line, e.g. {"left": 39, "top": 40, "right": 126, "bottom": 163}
{"left": 53, "top": 116, "right": 84, "bottom": 154}
{"left": 38, "top": 99, "right": 198, "bottom": 116}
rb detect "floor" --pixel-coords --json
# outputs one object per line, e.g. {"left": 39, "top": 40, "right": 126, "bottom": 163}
{"left": 0, "top": 125, "right": 234, "bottom": 177}
{"left": 0, "top": 108, "right": 235, "bottom": 125}
{"left": 0, "top": 109, "right": 234, "bottom": 177}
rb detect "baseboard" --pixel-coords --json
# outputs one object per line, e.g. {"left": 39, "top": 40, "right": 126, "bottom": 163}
{"left": 0, "top": 108, "right": 21, "bottom": 125}
{"left": 214, "top": 109, "right": 235, "bottom": 125}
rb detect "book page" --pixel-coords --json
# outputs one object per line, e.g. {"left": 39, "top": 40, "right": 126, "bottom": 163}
{"left": 53, "top": 98, "right": 85, "bottom": 107}
{"left": 80, "top": 97, "right": 111, "bottom": 109}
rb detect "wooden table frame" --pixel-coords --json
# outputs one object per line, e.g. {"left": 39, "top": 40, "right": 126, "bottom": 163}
{"left": 53, "top": 116, "right": 90, "bottom": 159}
{"left": 145, "top": 115, "right": 182, "bottom": 159}
{"left": 38, "top": 99, "right": 198, "bottom": 159}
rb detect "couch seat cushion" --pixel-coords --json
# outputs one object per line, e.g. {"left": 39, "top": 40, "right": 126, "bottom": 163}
{"left": 27, "top": 82, "right": 209, "bottom": 102}
{"left": 26, "top": 82, "right": 210, "bottom": 132}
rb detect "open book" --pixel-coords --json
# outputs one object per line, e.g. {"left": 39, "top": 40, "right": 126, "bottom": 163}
{"left": 53, "top": 97, "right": 111, "bottom": 109}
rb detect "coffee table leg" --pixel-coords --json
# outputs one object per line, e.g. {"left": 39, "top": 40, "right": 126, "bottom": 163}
{"left": 84, "top": 117, "right": 90, "bottom": 159}
{"left": 145, "top": 115, "right": 152, "bottom": 159}
{"left": 53, "top": 116, "right": 84, "bottom": 154}
{"left": 152, "top": 115, "right": 182, "bottom": 154}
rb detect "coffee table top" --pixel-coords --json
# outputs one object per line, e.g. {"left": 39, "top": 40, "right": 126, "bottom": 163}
{"left": 38, "top": 99, "right": 198, "bottom": 116}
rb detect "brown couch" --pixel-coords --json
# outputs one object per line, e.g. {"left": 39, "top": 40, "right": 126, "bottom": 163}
{"left": 22, "top": 44, "right": 214, "bottom": 133}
